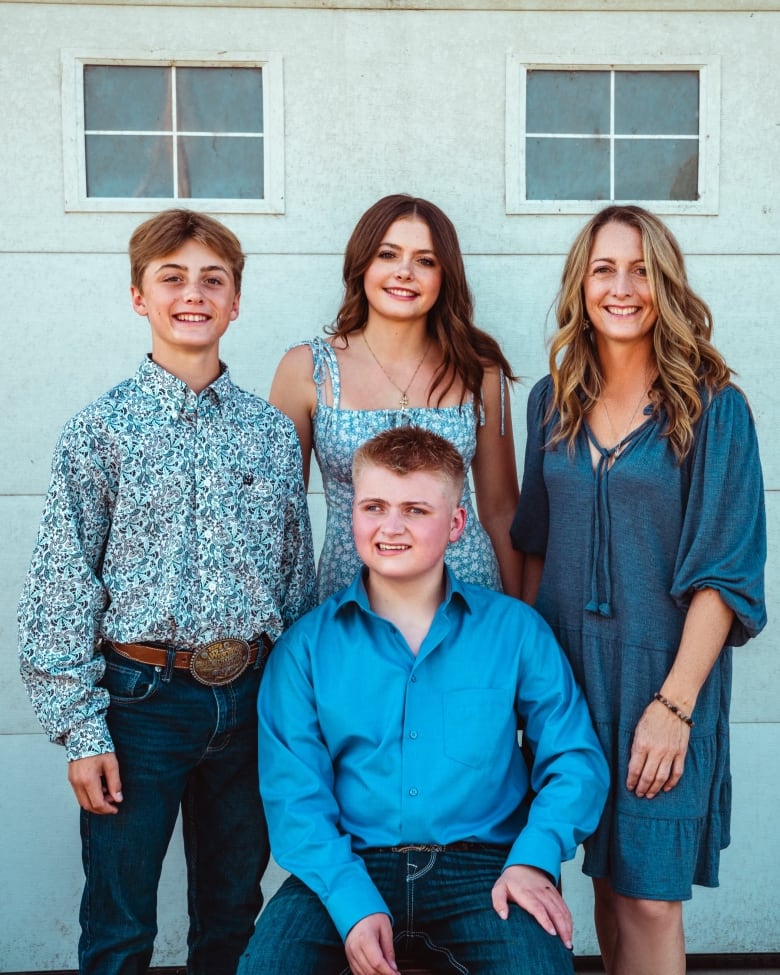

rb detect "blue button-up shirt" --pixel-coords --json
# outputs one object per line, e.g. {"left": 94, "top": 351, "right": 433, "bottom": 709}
{"left": 19, "top": 357, "right": 316, "bottom": 761}
{"left": 258, "top": 567, "right": 609, "bottom": 940}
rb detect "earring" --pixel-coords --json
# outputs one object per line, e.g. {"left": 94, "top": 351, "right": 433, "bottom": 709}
{"left": 583, "top": 318, "right": 591, "bottom": 332}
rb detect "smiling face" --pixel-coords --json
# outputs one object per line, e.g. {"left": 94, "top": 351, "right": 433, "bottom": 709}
{"left": 130, "top": 238, "right": 240, "bottom": 370}
{"left": 352, "top": 464, "right": 466, "bottom": 587}
{"left": 362, "top": 217, "right": 443, "bottom": 327}
{"left": 584, "top": 221, "right": 658, "bottom": 350}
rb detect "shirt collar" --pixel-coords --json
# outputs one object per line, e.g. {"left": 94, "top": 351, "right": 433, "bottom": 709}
{"left": 134, "top": 355, "right": 235, "bottom": 414}
{"left": 334, "top": 564, "right": 473, "bottom": 619}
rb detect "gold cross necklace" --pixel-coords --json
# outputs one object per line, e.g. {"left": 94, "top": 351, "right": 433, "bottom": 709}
{"left": 362, "top": 331, "right": 430, "bottom": 410}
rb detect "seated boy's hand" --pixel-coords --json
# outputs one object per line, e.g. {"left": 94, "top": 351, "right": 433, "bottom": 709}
{"left": 492, "top": 864, "right": 573, "bottom": 949}
{"left": 344, "top": 912, "right": 398, "bottom": 975}
{"left": 68, "top": 753, "right": 123, "bottom": 814}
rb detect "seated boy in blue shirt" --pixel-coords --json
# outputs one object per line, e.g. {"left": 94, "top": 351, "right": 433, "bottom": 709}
{"left": 238, "top": 426, "right": 609, "bottom": 975}
{"left": 18, "top": 209, "right": 315, "bottom": 975}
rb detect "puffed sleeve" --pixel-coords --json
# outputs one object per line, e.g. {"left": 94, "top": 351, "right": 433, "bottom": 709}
{"left": 671, "top": 385, "right": 767, "bottom": 647}
{"left": 510, "top": 376, "right": 554, "bottom": 555}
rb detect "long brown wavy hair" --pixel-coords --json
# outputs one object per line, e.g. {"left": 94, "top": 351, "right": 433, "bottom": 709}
{"left": 326, "top": 194, "right": 515, "bottom": 405}
{"left": 548, "top": 205, "right": 732, "bottom": 460}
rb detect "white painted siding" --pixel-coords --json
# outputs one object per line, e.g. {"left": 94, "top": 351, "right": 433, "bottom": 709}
{"left": 1, "top": 1, "right": 777, "bottom": 968}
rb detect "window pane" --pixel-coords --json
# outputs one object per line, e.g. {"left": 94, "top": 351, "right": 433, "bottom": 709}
{"left": 615, "top": 139, "right": 699, "bottom": 200}
{"left": 615, "top": 71, "right": 699, "bottom": 135}
{"left": 178, "top": 136, "right": 264, "bottom": 199}
{"left": 86, "top": 134, "right": 173, "bottom": 197}
{"left": 527, "top": 70, "right": 610, "bottom": 134}
{"left": 177, "top": 67, "right": 263, "bottom": 132}
{"left": 526, "top": 137, "right": 610, "bottom": 200}
{"left": 84, "top": 66, "right": 171, "bottom": 131}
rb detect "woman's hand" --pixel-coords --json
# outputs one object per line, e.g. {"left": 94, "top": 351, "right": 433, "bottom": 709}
{"left": 627, "top": 589, "right": 733, "bottom": 800}
{"left": 626, "top": 701, "right": 691, "bottom": 799}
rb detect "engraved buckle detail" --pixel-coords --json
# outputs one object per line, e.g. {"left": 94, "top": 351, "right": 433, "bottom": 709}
{"left": 189, "top": 638, "right": 251, "bottom": 685}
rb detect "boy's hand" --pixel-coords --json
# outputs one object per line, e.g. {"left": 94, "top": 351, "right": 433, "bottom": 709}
{"left": 344, "top": 913, "right": 398, "bottom": 975}
{"left": 492, "top": 864, "right": 573, "bottom": 949}
{"left": 68, "top": 753, "right": 123, "bottom": 814}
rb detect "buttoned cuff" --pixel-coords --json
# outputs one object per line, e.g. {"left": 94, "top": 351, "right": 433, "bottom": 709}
{"left": 64, "top": 714, "right": 115, "bottom": 763}
{"left": 324, "top": 872, "right": 393, "bottom": 943}
{"left": 505, "top": 829, "right": 566, "bottom": 885}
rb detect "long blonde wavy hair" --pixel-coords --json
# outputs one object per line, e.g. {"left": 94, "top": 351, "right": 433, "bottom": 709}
{"left": 548, "top": 205, "right": 732, "bottom": 460}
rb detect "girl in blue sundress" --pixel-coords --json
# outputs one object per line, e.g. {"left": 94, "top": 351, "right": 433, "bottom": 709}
{"left": 270, "top": 194, "right": 523, "bottom": 601}
{"left": 511, "top": 205, "right": 766, "bottom": 975}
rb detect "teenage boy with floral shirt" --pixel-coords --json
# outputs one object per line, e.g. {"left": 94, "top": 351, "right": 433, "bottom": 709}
{"left": 19, "top": 209, "right": 315, "bottom": 975}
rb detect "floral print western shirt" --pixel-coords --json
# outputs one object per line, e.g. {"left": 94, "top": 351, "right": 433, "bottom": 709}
{"left": 18, "top": 357, "right": 316, "bottom": 761}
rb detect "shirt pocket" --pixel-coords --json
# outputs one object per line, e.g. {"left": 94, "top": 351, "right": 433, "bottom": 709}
{"left": 236, "top": 474, "right": 283, "bottom": 531}
{"left": 443, "top": 688, "right": 508, "bottom": 769}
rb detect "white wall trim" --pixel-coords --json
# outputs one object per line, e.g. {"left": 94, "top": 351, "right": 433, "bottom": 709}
{"left": 6, "top": 0, "right": 780, "bottom": 10}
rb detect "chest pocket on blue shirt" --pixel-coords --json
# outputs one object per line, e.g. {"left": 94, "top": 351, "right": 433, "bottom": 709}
{"left": 443, "top": 688, "right": 507, "bottom": 769}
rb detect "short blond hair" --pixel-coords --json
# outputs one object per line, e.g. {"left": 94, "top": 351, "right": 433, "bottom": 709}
{"left": 129, "top": 209, "right": 245, "bottom": 293}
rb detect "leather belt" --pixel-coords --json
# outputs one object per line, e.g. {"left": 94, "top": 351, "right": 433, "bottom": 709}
{"left": 109, "top": 634, "right": 273, "bottom": 686}
{"left": 361, "top": 842, "right": 509, "bottom": 855}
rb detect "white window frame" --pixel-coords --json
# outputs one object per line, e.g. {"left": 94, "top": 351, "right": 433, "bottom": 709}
{"left": 505, "top": 54, "right": 720, "bottom": 216}
{"left": 62, "top": 50, "right": 285, "bottom": 214}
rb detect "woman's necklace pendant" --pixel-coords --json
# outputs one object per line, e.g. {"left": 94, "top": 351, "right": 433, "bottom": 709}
{"left": 602, "top": 372, "right": 654, "bottom": 460}
{"left": 363, "top": 331, "right": 429, "bottom": 412}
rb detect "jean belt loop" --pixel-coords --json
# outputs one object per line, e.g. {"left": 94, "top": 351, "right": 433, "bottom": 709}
{"left": 161, "top": 646, "right": 176, "bottom": 683}
{"left": 253, "top": 634, "right": 272, "bottom": 672}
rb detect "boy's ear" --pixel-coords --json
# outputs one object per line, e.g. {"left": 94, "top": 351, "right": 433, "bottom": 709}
{"left": 230, "top": 293, "right": 241, "bottom": 321}
{"left": 449, "top": 505, "right": 467, "bottom": 544}
{"left": 130, "top": 285, "right": 148, "bottom": 317}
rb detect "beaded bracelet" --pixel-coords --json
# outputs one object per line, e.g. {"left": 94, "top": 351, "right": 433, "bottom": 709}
{"left": 653, "top": 692, "right": 694, "bottom": 727}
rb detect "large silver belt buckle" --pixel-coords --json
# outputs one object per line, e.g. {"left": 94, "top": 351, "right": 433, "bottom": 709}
{"left": 189, "top": 638, "right": 251, "bottom": 686}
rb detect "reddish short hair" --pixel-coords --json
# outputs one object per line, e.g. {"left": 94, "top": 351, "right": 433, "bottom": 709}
{"left": 352, "top": 427, "right": 465, "bottom": 499}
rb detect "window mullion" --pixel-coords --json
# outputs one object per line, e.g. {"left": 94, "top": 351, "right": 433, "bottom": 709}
{"left": 171, "top": 66, "right": 179, "bottom": 200}
{"left": 609, "top": 70, "right": 615, "bottom": 201}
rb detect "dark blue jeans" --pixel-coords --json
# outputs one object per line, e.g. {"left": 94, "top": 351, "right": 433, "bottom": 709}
{"left": 78, "top": 646, "right": 268, "bottom": 975}
{"left": 237, "top": 846, "right": 574, "bottom": 974}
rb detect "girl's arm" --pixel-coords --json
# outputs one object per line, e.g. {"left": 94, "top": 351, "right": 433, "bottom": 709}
{"left": 521, "top": 554, "right": 545, "bottom": 606}
{"left": 471, "top": 368, "right": 524, "bottom": 598}
{"left": 268, "top": 345, "right": 318, "bottom": 488}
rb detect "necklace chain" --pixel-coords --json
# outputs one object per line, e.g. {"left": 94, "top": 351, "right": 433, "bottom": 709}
{"left": 362, "top": 331, "right": 430, "bottom": 410}
{"left": 601, "top": 376, "right": 653, "bottom": 458}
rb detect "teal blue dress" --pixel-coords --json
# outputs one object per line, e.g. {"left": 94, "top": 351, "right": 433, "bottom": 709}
{"left": 511, "top": 376, "right": 766, "bottom": 900}
{"left": 302, "top": 338, "right": 502, "bottom": 602}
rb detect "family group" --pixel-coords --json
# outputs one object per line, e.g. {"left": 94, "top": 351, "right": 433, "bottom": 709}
{"left": 18, "top": 195, "right": 766, "bottom": 975}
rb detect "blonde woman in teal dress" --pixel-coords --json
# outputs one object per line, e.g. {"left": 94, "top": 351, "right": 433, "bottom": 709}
{"left": 511, "top": 206, "right": 766, "bottom": 974}
{"left": 270, "top": 194, "right": 523, "bottom": 601}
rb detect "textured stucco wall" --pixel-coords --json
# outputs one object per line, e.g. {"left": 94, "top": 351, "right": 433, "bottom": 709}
{"left": 1, "top": 2, "right": 777, "bottom": 968}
